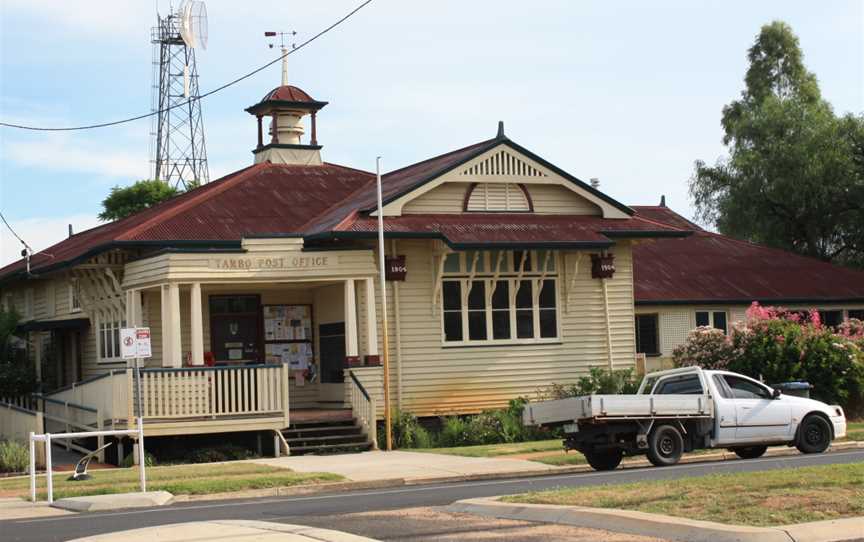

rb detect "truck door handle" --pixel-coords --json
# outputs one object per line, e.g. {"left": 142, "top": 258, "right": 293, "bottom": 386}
{"left": 740, "top": 406, "right": 752, "bottom": 410}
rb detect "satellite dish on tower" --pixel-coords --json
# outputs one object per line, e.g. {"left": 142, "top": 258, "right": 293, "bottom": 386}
{"left": 180, "top": 1, "right": 208, "bottom": 50}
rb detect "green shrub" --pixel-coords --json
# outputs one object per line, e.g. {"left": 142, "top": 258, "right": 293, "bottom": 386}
{"left": 544, "top": 367, "right": 640, "bottom": 399}
{"left": 187, "top": 443, "right": 255, "bottom": 463}
{"left": 465, "top": 412, "right": 504, "bottom": 445}
{"left": 436, "top": 416, "right": 469, "bottom": 447}
{"left": 0, "top": 439, "right": 28, "bottom": 473}
{"left": 121, "top": 450, "right": 157, "bottom": 468}
{"left": 387, "top": 410, "right": 433, "bottom": 449}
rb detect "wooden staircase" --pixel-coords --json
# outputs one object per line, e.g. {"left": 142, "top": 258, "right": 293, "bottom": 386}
{"left": 283, "top": 418, "right": 374, "bottom": 455}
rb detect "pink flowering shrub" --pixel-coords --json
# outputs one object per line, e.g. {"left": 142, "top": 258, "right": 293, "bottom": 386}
{"left": 672, "top": 327, "right": 735, "bottom": 370}
{"left": 674, "top": 303, "right": 864, "bottom": 415}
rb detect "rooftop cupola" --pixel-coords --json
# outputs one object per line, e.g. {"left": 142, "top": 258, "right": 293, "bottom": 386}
{"left": 244, "top": 50, "right": 328, "bottom": 166}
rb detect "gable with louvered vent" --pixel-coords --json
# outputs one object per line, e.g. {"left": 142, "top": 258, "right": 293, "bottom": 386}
{"left": 461, "top": 150, "right": 547, "bottom": 178}
{"left": 465, "top": 183, "right": 531, "bottom": 212}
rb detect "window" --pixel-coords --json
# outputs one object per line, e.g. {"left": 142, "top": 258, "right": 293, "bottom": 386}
{"left": 654, "top": 374, "right": 703, "bottom": 395}
{"left": 722, "top": 375, "right": 771, "bottom": 400}
{"left": 712, "top": 375, "right": 732, "bottom": 399}
{"left": 97, "top": 316, "right": 126, "bottom": 362}
{"left": 440, "top": 250, "right": 559, "bottom": 345}
{"left": 635, "top": 314, "right": 660, "bottom": 355}
{"left": 695, "top": 310, "right": 728, "bottom": 334}
{"left": 819, "top": 310, "right": 843, "bottom": 329}
{"left": 69, "top": 279, "right": 81, "bottom": 313}
{"left": 849, "top": 310, "right": 864, "bottom": 321}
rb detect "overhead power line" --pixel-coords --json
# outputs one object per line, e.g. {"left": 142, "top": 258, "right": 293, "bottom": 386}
{"left": 0, "top": 0, "right": 373, "bottom": 132}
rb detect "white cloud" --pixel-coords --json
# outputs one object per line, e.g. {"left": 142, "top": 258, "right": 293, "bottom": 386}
{"left": 0, "top": 214, "right": 101, "bottom": 267}
{"left": 4, "top": 134, "right": 149, "bottom": 181}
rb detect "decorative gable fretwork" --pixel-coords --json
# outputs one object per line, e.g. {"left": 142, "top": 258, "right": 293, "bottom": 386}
{"left": 465, "top": 183, "right": 531, "bottom": 212}
{"left": 461, "top": 150, "right": 547, "bottom": 178}
{"left": 66, "top": 251, "right": 128, "bottom": 324}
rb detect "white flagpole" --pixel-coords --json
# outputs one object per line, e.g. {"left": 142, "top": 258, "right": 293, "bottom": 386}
{"left": 376, "top": 157, "right": 393, "bottom": 451}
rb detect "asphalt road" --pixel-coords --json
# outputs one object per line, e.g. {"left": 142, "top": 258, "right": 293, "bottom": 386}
{"left": 4, "top": 449, "right": 863, "bottom": 542}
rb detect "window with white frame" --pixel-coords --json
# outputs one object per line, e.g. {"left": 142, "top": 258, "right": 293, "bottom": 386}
{"left": 97, "top": 315, "right": 126, "bottom": 362}
{"left": 695, "top": 310, "right": 727, "bottom": 334}
{"left": 68, "top": 279, "right": 81, "bottom": 312}
{"left": 441, "top": 250, "right": 559, "bottom": 345}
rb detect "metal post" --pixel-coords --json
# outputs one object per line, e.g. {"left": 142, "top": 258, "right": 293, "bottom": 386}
{"left": 29, "top": 432, "right": 36, "bottom": 503}
{"left": 137, "top": 417, "right": 146, "bottom": 493}
{"left": 375, "top": 157, "right": 393, "bottom": 451}
{"left": 135, "top": 359, "right": 144, "bottom": 420}
{"left": 45, "top": 433, "right": 53, "bottom": 504}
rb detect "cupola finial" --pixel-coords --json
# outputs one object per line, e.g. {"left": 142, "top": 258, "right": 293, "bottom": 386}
{"left": 496, "top": 120, "right": 505, "bottom": 139}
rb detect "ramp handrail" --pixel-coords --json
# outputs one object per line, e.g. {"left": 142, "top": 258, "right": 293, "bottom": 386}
{"left": 348, "top": 370, "right": 378, "bottom": 450}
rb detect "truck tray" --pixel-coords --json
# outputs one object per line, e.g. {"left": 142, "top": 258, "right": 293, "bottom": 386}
{"left": 524, "top": 394, "right": 714, "bottom": 426}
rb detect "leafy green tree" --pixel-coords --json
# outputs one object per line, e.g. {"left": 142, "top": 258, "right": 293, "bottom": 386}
{"left": 98, "top": 179, "right": 183, "bottom": 221}
{"left": 690, "top": 21, "right": 864, "bottom": 266}
{"left": 0, "top": 308, "right": 35, "bottom": 398}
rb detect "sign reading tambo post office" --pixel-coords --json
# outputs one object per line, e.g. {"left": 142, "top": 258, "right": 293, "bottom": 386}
{"left": 210, "top": 255, "right": 330, "bottom": 271}
{"left": 121, "top": 327, "right": 152, "bottom": 359}
{"left": 385, "top": 255, "right": 407, "bottom": 281}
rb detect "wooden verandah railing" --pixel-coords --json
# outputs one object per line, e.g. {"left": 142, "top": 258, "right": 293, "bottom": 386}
{"left": 44, "top": 364, "right": 290, "bottom": 436}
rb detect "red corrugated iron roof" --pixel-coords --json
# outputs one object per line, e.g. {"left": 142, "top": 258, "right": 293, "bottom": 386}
{"left": 631, "top": 206, "right": 864, "bottom": 303}
{"left": 260, "top": 85, "right": 317, "bottom": 103}
{"left": 0, "top": 162, "right": 372, "bottom": 279}
{"left": 324, "top": 213, "right": 687, "bottom": 248}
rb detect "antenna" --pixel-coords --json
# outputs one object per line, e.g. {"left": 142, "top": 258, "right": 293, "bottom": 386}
{"left": 265, "top": 31, "right": 297, "bottom": 86}
{"left": 150, "top": 1, "right": 210, "bottom": 190}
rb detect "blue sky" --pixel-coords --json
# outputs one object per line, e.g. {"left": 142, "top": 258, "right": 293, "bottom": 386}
{"left": 1, "top": 0, "right": 861, "bottom": 265}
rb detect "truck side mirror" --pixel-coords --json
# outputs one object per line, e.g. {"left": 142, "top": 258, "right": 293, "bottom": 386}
{"left": 772, "top": 388, "right": 782, "bottom": 399}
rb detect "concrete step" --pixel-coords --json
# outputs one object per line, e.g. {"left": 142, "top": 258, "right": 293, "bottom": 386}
{"left": 289, "top": 441, "right": 374, "bottom": 455}
{"left": 286, "top": 434, "right": 369, "bottom": 447}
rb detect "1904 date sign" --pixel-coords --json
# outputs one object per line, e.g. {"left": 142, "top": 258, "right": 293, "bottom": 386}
{"left": 385, "top": 255, "right": 407, "bottom": 281}
{"left": 591, "top": 254, "right": 615, "bottom": 279}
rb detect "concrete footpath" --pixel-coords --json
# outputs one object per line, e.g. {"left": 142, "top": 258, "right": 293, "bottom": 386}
{"left": 67, "top": 520, "right": 378, "bottom": 541}
{"left": 448, "top": 497, "right": 864, "bottom": 542}
{"left": 252, "top": 450, "right": 558, "bottom": 482}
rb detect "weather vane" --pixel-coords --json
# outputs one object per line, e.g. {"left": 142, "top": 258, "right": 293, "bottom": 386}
{"left": 264, "top": 30, "right": 297, "bottom": 50}
{"left": 265, "top": 30, "right": 298, "bottom": 86}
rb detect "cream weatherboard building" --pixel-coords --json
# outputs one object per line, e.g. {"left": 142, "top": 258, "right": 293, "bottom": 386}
{"left": 0, "top": 80, "right": 689, "bottom": 457}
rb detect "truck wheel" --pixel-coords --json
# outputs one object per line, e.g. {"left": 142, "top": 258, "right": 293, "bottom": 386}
{"left": 584, "top": 449, "right": 623, "bottom": 471}
{"left": 647, "top": 425, "right": 684, "bottom": 467}
{"left": 796, "top": 415, "right": 832, "bottom": 454}
{"left": 732, "top": 446, "right": 767, "bottom": 459}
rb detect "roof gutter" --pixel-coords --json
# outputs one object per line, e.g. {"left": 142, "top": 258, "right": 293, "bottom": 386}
{"left": 304, "top": 230, "right": 614, "bottom": 250}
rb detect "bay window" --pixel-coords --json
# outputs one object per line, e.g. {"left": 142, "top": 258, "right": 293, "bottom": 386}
{"left": 441, "top": 250, "right": 559, "bottom": 345}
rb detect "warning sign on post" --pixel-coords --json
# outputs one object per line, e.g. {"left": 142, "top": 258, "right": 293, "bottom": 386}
{"left": 121, "top": 327, "right": 152, "bottom": 359}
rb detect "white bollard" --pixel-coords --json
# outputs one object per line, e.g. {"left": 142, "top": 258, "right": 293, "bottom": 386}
{"left": 29, "top": 432, "right": 36, "bottom": 503}
{"left": 137, "top": 417, "right": 146, "bottom": 493}
{"left": 45, "top": 433, "right": 53, "bottom": 504}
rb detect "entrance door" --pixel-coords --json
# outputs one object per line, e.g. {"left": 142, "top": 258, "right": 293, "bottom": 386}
{"left": 209, "top": 295, "right": 263, "bottom": 362}
{"left": 318, "top": 322, "right": 345, "bottom": 403}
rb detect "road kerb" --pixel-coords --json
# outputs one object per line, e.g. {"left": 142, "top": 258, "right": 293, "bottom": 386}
{"left": 447, "top": 497, "right": 801, "bottom": 542}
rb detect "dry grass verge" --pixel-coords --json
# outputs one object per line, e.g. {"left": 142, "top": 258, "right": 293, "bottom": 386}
{"left": 505, "top": 462, "right": 864, "bottom": 527}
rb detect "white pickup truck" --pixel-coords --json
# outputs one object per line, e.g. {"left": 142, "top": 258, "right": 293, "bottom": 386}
{"left": 523, "top": 367, "right": 847, "bottom": 471}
